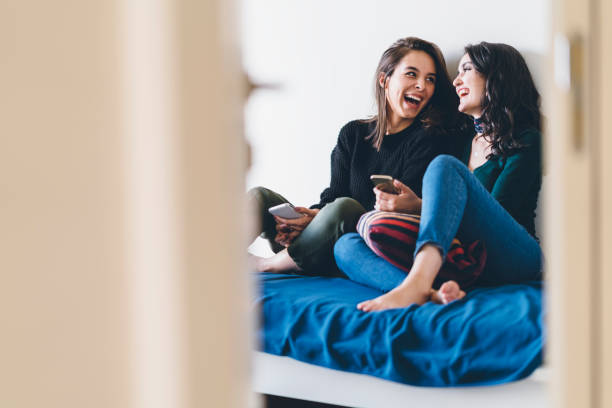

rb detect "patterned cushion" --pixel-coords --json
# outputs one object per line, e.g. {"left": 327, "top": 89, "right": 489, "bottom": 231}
{"left": 357, "top": 211, "right": 486, "bottom": 289}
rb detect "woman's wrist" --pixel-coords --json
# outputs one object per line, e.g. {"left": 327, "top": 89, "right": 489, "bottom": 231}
{"left": 398, "top": 197, "right": 422, "bottom": 214}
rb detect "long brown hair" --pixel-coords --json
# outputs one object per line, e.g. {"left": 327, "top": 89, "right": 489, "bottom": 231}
{"left": 365, "top": 37, "right": 459, "bottom": 150}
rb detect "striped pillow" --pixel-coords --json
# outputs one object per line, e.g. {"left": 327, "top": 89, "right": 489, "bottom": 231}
{"left": 357, "top": 211, "right": 486, "bottom": 289}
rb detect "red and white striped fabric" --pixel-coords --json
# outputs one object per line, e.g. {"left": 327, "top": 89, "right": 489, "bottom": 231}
{"left": 356, "top": 211, "right": 487, "bottom": 289}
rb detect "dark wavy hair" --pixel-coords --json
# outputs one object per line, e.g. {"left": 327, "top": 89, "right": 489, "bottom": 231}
{"left": 365, "top": 37, "right": 461, "bottom": 151}
{"left": 465, "top": 42, "right": 541, "bottom": 158}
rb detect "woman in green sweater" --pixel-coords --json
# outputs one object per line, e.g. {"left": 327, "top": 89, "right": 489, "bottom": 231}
{"left": 334, "top": 42, "right": 543, "bottom": 310}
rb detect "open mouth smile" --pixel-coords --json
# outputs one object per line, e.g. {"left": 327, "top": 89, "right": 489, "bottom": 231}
{"left": 457, "top": 88, "right": 469, "bottom": 98}
{"left": 403, "top": 94, "right": 422, "bottom": 107}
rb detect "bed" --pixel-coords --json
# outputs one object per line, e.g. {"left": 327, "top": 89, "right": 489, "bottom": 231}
{"left": 252, "top": 352, "right": 548, "bottom": 407}
{"left": 252, "top": 272, "right": 546, "bottom": 406}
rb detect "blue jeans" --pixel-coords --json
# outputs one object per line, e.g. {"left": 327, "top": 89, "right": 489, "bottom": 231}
{"left": 334, "top": 155, "right": 542, "bottom": 290}
{"left": 335, "top": 232, "right": 407, "bottom": 291}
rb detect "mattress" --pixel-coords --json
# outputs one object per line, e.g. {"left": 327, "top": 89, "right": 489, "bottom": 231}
{"left": 254, "top": 273, "right": 543, "bottom": 387}
{"left": 253, "top": 351, "right": 549, "bottom": 408}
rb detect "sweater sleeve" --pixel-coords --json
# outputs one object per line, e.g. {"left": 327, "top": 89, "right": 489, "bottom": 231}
{"left": 311, "top": 123, "right": 354, "bottom": 209}
{"left": 490, "top": 130, "right": 541, "bottom": 219}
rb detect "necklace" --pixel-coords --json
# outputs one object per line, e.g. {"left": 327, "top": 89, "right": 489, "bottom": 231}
{"left": 474, "top": 117, "right": 484, "bottom": 134}
{"left": 472, "top": 135, "right": 490, "bottom": 159}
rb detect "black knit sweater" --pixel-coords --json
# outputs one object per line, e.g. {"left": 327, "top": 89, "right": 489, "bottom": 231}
{"left": 311, "top": 119, "right": 453, "bottom": 210}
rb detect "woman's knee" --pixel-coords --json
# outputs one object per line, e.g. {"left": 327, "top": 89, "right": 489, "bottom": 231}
{"left": 248, "top": 186, "right": 289, "bottom": 212}
{"left": 334, "top": 232, "right": 362, "bottom": 267}
{"left": 322, "top": 197, "right": 365, "bottom": 222}
{"left": 424, "top": 154, "right": 467, "bottom": 180}
{"left": 428, "top": 154, "right": 463, "bottom": 172}
{"left": 247, "top": 186, "right": 266, "bottom": 209}
{"left": 247, "top": 186, "right": 270, "bottom": 205}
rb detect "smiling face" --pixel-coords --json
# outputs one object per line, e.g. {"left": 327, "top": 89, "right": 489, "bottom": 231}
{"left": 379, "top": 50, "right": 436, "bottom": 131}
{"left": 453, "top": 53, "right": 486, "bottom": 118}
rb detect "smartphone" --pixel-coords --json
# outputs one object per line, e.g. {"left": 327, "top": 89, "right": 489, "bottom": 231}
{"left": 268, "top": 203, "right": 304, "bottom": 219}
{"left": 370, "top": 174, "right": 398, "bottom": 194}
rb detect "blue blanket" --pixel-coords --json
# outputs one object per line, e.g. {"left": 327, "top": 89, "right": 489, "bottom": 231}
{"left": 255, "top": 273, "right": 543, "bottom": 387}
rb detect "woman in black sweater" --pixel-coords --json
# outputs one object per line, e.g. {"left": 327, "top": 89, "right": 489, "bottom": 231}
{"left": 249, "top": 37, "right": 465, "bottom": 275}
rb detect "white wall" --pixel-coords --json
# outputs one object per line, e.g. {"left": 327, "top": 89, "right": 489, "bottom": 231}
{"left": 241, "top": 0, "right": 550, "bottom": 210}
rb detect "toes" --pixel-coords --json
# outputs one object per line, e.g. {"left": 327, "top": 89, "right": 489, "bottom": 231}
{"left": 440, "top": 280, "right": 459, "bottom": 294}
{"left": 364, "top": 300, "right": 378, "bottom": 312}
{"left": 357, "top": 298, "right": 382, "bottom": 312}
{"left": 440, "top": 288, "right": 466, "bottom": 304}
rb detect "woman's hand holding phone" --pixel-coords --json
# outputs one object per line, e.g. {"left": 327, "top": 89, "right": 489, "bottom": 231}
{"left": 370, "top": 175, "right": 398, "bottom": 194}
{"left": 374, "top": 179, "right": 422, "bottom": 213}
{"left": 273, "top": 207, "right": 319, "bottom": 247}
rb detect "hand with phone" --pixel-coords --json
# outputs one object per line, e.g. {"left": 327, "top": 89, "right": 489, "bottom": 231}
{"left": 371, "top": 175, "right": 422, "bottom": 213}
{"left": 268, "top": 203, "right": 305, "bottom": 219}
{"left": 370, "top": 175, "right": 399, "bottom": 194}
{"left": 268, "top": 203, "right": 319, "bottom": 247}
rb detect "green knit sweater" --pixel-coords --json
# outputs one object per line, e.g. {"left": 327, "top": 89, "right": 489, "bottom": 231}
{"left": 461, "top": 129, "right": 542, "bottom": 238}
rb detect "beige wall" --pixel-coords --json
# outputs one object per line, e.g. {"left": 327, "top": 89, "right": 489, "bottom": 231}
{"left": 547, "top": 0, "right": 612, "bottom": 407}
{"left": 596, "top": 0, "right": 611, "bottom": 406}
{"left": 546, "top": 0, "right": 592, "bottom": 405}
{"left": 0, "top": 1, "right": 250, "bottom": 407}
{"left": 173, "top": 0, "right": 252, "bottom": 406}
{"left": 0, "top": 1, "right": 130, "bottom": 406}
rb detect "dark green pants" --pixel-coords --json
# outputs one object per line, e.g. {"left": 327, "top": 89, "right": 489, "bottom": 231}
{"left": 248, "top": 186, "right": 366, "bottom": 275}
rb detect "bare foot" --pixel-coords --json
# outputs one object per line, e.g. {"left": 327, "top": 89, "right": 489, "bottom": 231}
{"left": 357, "top": 244, "right": 444, "bottom": 312}
{"left": 247, "top": 249, "right": 300, "bottom": 273}
{"left": 430, "top": 280, "right": 466, "bottom": 304}
{"left": 357, "top": 283, "right": 430, "bottom": 312}
{"left": 247, "top": 253, "right": 266, "bottom": 272}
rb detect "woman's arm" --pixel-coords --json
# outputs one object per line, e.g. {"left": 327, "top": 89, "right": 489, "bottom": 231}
{"left": 489, "top": 130, "right": 541, "bottom": 220}
{"left": 311, "top": 122, "right": 355, "bottom": 209}
{"left": 273, "top": 207, "right": 319, "bottom": 247}
{"left": 274, "top": 123, "right": 355, "bottom": 247}
{"left": 375, "top": 129, "right": 447, "bottom": 213}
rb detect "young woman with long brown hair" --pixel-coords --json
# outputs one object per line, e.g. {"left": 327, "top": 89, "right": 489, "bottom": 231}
{"left": 249, "top": 37, "right": 465, "bottom": 276}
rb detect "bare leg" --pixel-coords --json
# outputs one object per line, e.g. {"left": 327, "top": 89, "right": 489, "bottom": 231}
{"left": 430, "top": 280, "right": 466, "bottom": 304}
{"left": 249, "top": 248, "right": 302, "bottom": 273}
{"left": 357, "top": 244, "right": 442, "bottom": 312}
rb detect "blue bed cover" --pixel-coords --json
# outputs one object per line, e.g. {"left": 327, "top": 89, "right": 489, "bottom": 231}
{"left": 255, "top": 273, "right": 543, "bottom": 387}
